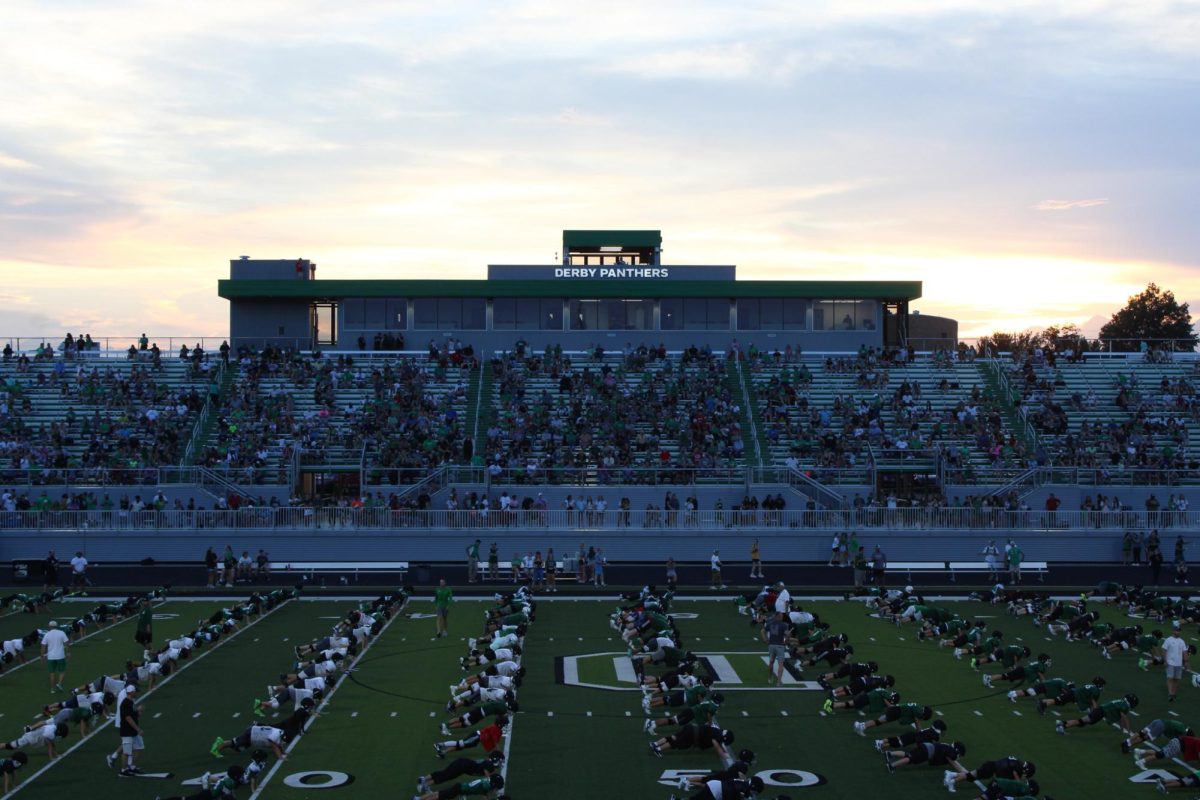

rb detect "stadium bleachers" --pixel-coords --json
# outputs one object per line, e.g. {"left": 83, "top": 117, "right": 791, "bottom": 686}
{"left": 482, "top": 345, "right": 746, "bottom": 482}
{"left": 0, "top": 348, "right": 213, "bottom": 482}
{"left": 1006, "top": 352, "right": 1200, "bottom": 483}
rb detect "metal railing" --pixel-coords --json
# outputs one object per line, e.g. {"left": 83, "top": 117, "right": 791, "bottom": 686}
{"left": 2, "top": 506, "right": 1196, "bottom": 532}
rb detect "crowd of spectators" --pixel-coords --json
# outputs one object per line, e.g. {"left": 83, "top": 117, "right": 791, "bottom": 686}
{"left": 200, "top": 344, "right": 472, "bottom": 485}
{"left": 483, "top": 344, "right": 745, "bottom": 483}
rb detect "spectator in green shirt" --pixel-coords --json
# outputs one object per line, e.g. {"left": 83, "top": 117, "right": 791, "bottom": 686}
{"left": 434, "top": 579, "right": 453, "bottom": 639}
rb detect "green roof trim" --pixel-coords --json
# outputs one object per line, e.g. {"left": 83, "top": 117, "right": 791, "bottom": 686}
{"left": 218, "top": 279, "right": 922, "bottom": 301}
{"left": 563, "top": 230, "right": 662, "bottom": 249}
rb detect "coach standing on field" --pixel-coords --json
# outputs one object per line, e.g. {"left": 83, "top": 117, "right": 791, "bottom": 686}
{"left": 40, "top": 621, "right": 70, "bottom": 692}
{"left": 1163, "top": 623, "right": 1190, "bottom": 702}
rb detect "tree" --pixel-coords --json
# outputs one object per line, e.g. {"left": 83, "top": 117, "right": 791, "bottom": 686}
{"left": 1099, "top": 283, "right": 1198, "bottom": 352}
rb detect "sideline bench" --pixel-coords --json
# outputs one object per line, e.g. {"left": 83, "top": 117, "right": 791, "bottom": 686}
{"left": 269, "top": 561, "right": 408, "bottom": 583}
{"left": 889, "top": 561, "right": 1049, "bottom": 583}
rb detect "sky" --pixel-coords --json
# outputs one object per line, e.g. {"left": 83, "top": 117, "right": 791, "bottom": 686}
{"left": 1, "top": 0, "right": 1198, "bottom": 341}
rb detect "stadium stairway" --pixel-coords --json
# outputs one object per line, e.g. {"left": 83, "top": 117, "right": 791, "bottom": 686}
{"left": 729, "top": 359, "right": 764, "bottom": 467}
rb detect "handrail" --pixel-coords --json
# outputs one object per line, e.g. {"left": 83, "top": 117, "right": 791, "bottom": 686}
{"left": 786, "top": 466, "right": 846, "bottom": 509}
{"left": 733, "top": 361, "right": 763, "bottom": 467}
{"left": 471, "top": 362, "right": 486, "bottom": 451}
{"left": 1, "top": 506, "right": 1192, "bottom": 532}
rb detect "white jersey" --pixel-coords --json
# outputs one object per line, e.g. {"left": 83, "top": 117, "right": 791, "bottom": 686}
{"left": 1, "top": 639, "right": 22, "bottom": 656}
{"left": 249, "top": 725, "right": 284, "bottom": 747}
{"left": 351, "top": 625, "right": 372, "bottom": 644}
{"left": 490, "top": 660, "right": 521, "bottom": 677}
{"left": 478, "top": 686, "right": 507, "bottom": 703}
{"left": 134, "top": 662, "right": 163, "bottom": 682}
{"left": 288, "top": 686, "right": 316, "bottom": 705}
{"left": 157, "top": 647, "right": 181, "bottom": 664}
{"left": 788, "top": 610, "right": 814, "bottom": 626}
{"left": 486, "top": 648, "right": 514, "bottom": 663}
{"left": 320, "top": 647, "right": 348, "bottom": 661}
{"left": 98, "top": 675, "right": 127, "bottom": 695}
{"left": 491, "top": 633, "right": 520, "bottom": 649}
{"left": 302, "top": 676, "right": 328, "bottom": 692}
{"left": 482, "top": 675, "right": 515, "bottom": 691}
{"left": 168, "top": 637, "right": 195, "bottom": 650}
{"left": 311, "top": 660, "right": 337, "bottom": 677}
{"left": 677, "top": 674, "right": 700, "bottom": 689}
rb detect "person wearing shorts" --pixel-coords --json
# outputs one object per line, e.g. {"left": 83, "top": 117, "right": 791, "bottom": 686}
{"left": 40, "top": 621, "right": 70, "bottom": 692}
{"left": 1162, "top": 626, "right": 1190, "bottom": 702}
{"left": 762, "top": 612, "right": 790, "bottom": 686}
{"left": 118, "top": 684, "right": 144, "bottom": 776}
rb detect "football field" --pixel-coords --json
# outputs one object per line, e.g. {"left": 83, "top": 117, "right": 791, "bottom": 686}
{"left": 1, "top": 590, "right": 1193, "bottom": 799}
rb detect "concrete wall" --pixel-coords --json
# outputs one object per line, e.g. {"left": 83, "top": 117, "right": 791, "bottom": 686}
{"left": 0, "top": 527, "right": 1164, "bottom": 564}
{"left": 230, "top": 299, "right": 311, "bottom": 349}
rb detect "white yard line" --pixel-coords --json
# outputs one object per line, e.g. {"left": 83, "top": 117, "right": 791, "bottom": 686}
{"left": 248, "top": 602, "right": 405, "bottom": 799}
{"left": 0, "top": 600, "right": 167, "bottom": 678}
{"left": 7, "top": 597, "right": 291, "bottom": 797}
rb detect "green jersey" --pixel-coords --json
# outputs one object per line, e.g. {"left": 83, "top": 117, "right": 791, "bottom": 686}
{"left": 866, "top": 688, "right": 892, "bottom": 713}
{"left": 502, "top": 612, "right": 529, "bottom": 626}
{"left": 978, "top": 635, "right": 1003, "bottom": 654}
{"left": 1075, "top": 683, "right": 1103, "bottom": 710}
{"left": 993, "top": 778, "right": 1031, "bottom": 796}
{"left": 925, "top": 606, "right": 954, "bottom": 623}
{"left": 646, "top": 613, "right": 671, "bottom": 632}
{"left": 897, "top": 703, "right": 926, "bottom": 723}
{"left": 1136, "top": 634, "right": 1162, "bottom": 652}
{"left": 682, "top": 684, "right": 709, "bottom": 705}
{"left": 1090, "top": 622, "right": 1113, "bottom": 638}
{"left": 1059, "top": 605, "right": 1081, "bottom": 621}
{"left": 467, "top": 542, "right": 481, "bottom": 560}
{"left": 1101, "top": 699, "right": 1131, "bottom": 723}
{"left": 1163, "top": 720, "right": 1191, "bottom": 738}
{"left": 659, "top": 646, "right": 685, "bottom": 667}
{"left": 68, "top": 706, "right": 94, "bottom": 723}
{"left": 964, "top": 626, "right": 986, "bottom": 644}
{"left": 136, "top": 606, "right": 153, "bottom": 634}
{"left": 478, "top": 701, "right": 508, "bottom": 717}
{"left": 460, "top": 777, "right": 494, "bottom": 796}
{"left": 689, "top": 700, "right": 720, "bottom": 722}
{"left": 1040, "top": 678, "right": 1070, "bottom": 699}
{"left": 434, "top": 586, "right": 453, "bottom": 610}
{"left": 999, "top": 644, "right": 1025, "bottom": 666}
{"left": 943, "top": 618, "right": 969, "bottom": 636}
{"left": 1021, "top": 660, "right": 1049, "bottom": 678}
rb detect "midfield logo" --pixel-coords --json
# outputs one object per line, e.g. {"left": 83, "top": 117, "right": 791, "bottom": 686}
{"left": 658, "top": 769, "right": 826, "bottom": 788}
{"left": 558, "top": 652, "right": 821, "bottom": 692}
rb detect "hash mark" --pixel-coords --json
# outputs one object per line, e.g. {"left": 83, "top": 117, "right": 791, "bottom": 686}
{"left": 586, "top": 711, "right": 592, "bottom": 717}
{"left": 351, "top": 712, "right": 358, "bottom": 718}
{"left": 547, "top": 711, "right": 554, "bottom": 717}
{"left": 741, "top": 711, "right": 749, "bottom": 717}
{"left": 973, "top": 710, "right": 983, "bottom": 716}
{"left": 193, "top": 712, "right": 201, "bottom": 718}
{"left": 153, "top": 712, "right": 162, "bottom": 718}
{"left": 780, "top": 710, "right": 788, "bottom": 716}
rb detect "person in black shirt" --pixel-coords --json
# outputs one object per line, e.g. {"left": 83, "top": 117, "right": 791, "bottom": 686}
{"left": 884, "top": 741, "right": 966, "bottom": 773}
{"left": 649, "top": 724, "right": 733, "bottom": 759}
{"left": 944, "top": 757, "right": 1034, "bottom": 792}
{"left": 874, "top": 719, "right": 948, "bottom": 752}
{"left": 43, "top": 551, "right": 59, "bottom": 591}
{"left": 416, "top": 752, "right": 503, "bottom": 794}
{"left": 118, "top": 685, "right": 144, "bottom": 776}
{"left": 2, "top": 752, "right": 28, "bottom": 794}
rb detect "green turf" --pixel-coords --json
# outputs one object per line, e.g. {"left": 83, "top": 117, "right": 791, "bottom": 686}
{"left": 7, "top": 593, "right": 1195, "bottom": 799}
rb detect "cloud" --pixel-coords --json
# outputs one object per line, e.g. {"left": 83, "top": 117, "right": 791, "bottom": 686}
{"left": 1033, "top": 198, "right": 1110, "bottom": 211}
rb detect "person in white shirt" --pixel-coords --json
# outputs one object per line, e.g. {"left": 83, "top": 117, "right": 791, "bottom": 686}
{"left": 69, "top": 552, "right": 89, "bottom": 593}
{"left": 710, "top": 550, "right": 724, "bottom": 590}
{"left": 774, "top": 583, "right": 792, "bottom": 615}
{"left": 1162, "top": 625, "right": 1190, "bottom": 702}
{"left": 41, "top": 621, "right": 70, "bottom": 692}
